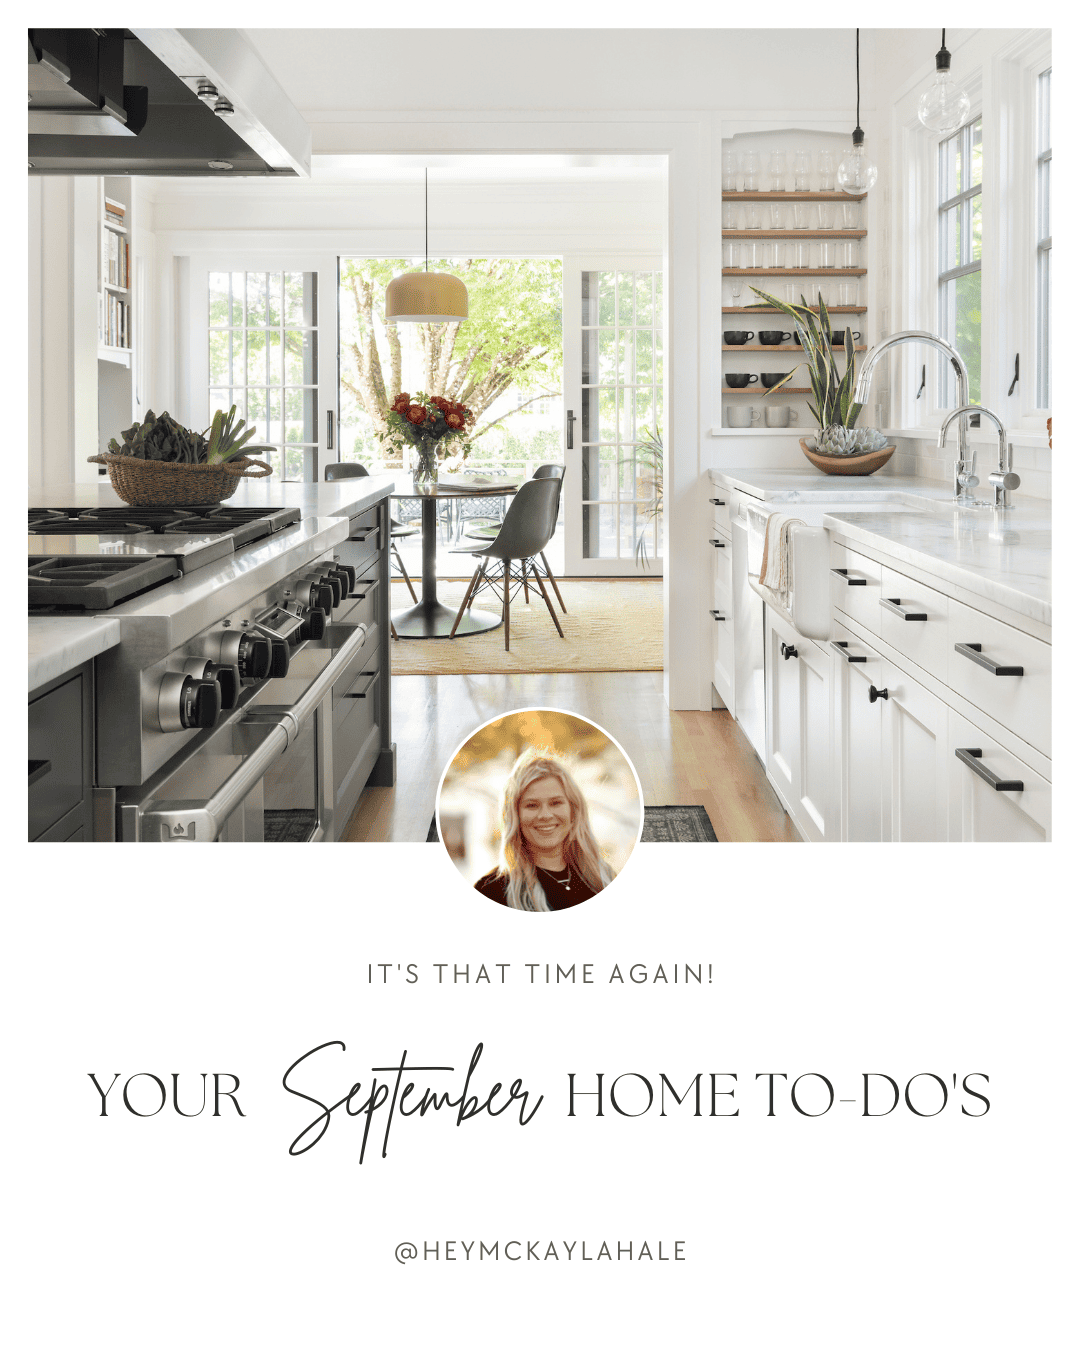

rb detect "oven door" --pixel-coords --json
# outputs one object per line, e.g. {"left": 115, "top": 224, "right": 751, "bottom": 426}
{"left": 118, "top": 621, "right": 371, "bottom": 842}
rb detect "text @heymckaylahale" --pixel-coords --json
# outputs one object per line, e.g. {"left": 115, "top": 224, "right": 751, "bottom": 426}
{"left": 88, "top": 1041, "right": 991, "bottom": 1166}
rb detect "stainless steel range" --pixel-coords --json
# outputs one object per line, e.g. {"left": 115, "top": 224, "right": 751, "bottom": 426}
{"left": 28, "top": 499, "right": 391, "bottom": 842}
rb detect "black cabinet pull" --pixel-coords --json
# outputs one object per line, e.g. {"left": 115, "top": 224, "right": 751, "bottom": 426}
{"left": 830, "top": 641, "right": 866, "bottom": 663}
{"left": 880, "top": 597, "right": 927, "bottom": 621}
{"left": 709, "top": 498, "right": 726, "bottom": 506}
{"left": 955, "top": 642, "right": 1024, "bottom": 677}
{"left": 709, "top": 539, "right": 726, "bottom": 548}
{"left": 831, "top": 567, "right": 866, "bottom": 586}
{"left": 344, "top": 672, "right": 379, "bottom": 700}
{"left": 709, "top": 609, "right": 726, "bottom": 622}
{"left": 955, "top": 747, "right": 1024, "bottom": 793}
{"left": 869, "top": 684, "right": 889, "bottom": 703}
{"left": 781, "top": 641, "right": 798, "bottom": 661}
{"left": 28, "top": 759, "right": 52, "bottom": 786}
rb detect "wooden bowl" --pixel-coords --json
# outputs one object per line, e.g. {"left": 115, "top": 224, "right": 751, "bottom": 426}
{"left": 800, "top": 439, "right": 895, "bottom": 476}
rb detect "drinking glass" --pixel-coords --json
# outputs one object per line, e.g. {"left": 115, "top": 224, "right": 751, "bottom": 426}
{"left": 746, "top": 204, "right": 762, "bottom": 229}
{"left": 745, "top": 241, "right": 766, "bottom": 269}
{"left": 819, "top": 284, "right": 837, "bottom": 308}
{"left": 768, "top": 204, "right": 784, "bottom": 229}
{"left": 818, "top": 241, "right": 837, "bottom": 269}
{"left": 841, "top": 202, "right": 859, "bottom": 229}
{"left": 793, "top": 203, "right": 811, "bottom": 229}
{"left": 765, "top": 241, "right": 784, "bottom": 268}
{"left": 723, "top": 241, "right": 741, "bottom": 269}
{"left": 721, "top": 203, "right": 738, "bottom": 230}
{"left": 817, "top": 150, "right": 837, "bottom": 191}
{"left": 729, "top": 278, "right": 744, "bottom": 306}
{"left": 782, "top": 283, "right": 798, "bottom": 304}
{"left": 840, "top": 282, "right": 860, "bottom": 306}
{"left": 793, "top": 149, "right": 812, "bottom": 191}
{"left": 768, "top": 149, "right": 787, "bottom": 192}
{"left": 721, "top": 149, "right": 738, "bottom": 192}
{"left": 740, "top": 151, "right": 762, "bottom": 192}
{"left": 841, "top": 240, "right": 858, "bottom": 269}
{"left": 791, "top": 242, "right": 811, "bottom": 269}
{"left": 817, "top": 203, "right": 835, "bottom": 229}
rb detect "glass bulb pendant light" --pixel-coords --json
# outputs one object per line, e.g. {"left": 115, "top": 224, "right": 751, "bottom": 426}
{"left": 837, "top": 29, "right": 878, "bottom": 195}
{"left": 917, "top": 30, "right": 971, "bottom": 136}
{"left": 385, "top": 169, "right": 468, "bottom": 322}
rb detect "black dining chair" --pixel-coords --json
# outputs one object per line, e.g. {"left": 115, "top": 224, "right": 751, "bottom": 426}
{"left": 324, "top": 461, "right": 419, "bottom": 604}
{"left": 449, "top": 476, "right": 565, "bottom": 651}
{"left": 463, "top": 463, "right": 567, "bottom": 614}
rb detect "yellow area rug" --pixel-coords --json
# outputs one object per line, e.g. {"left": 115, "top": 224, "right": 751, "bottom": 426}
{"left": 389, "top": 578, "right": 663, "bottom": 675}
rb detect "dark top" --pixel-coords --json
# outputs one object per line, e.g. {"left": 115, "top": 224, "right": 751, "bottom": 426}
{"left": 474, "top": 865, "right": 600, "bottom": 911}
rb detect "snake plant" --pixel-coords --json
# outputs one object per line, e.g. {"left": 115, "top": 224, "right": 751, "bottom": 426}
{"left": 748, "top": 287, "right": 863, "bottom": 431}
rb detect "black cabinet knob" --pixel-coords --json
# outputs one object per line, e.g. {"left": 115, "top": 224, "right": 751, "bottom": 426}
{"left": 781, "top": 641, "right": 798, "bottom": 661}
{"left": 869, "top": 684, "right": 889, "bottom": 703}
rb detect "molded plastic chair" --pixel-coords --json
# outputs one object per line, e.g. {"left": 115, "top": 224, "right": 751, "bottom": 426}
{"left": 449, "top": 476, "right": 565, "bottom": 651}
{"left": 463, "top": 463, "right": 566, "bottom": 614}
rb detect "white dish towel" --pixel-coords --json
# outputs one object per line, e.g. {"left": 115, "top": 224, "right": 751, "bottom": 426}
{"left": 757, "top": 512, "right": 803, "bottom": 593}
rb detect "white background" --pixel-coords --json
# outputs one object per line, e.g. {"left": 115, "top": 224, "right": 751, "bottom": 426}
{"left": 6, "top": 840, "right": 1074, "bottom": 1347}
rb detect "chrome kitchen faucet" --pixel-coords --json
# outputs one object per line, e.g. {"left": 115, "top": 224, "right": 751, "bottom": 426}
{"left": 854, "top": 331, "right": 973, "bottom": 502}
{"left": 939, "top": 404, "right": 1021, "bottom": 508}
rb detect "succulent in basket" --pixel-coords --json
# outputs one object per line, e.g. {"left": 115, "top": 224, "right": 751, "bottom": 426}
{"left": 748, "top": 287, "right": 865, "bottom": 442}
{"left": 108, "top": 409, "right": 206, "bottom": 463}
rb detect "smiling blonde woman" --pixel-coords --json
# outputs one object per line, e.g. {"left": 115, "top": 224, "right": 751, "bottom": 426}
{"left": 474, "top": 749, "right": 615, "bottom": 911}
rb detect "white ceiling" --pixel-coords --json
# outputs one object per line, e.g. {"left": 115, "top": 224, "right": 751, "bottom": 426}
{"left": 309, "top": 154, "right": 667, "bottom": 184}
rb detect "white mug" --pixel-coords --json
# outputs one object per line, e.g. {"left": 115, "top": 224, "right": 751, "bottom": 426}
{"left": 727, "top": 406, "right": 760, "bottom": 427}
{"left": 765, "top": 406, "right": 798, "bottom": 427}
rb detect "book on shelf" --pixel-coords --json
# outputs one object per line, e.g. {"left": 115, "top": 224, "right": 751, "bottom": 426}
{"left": 104, "top": 196, "right": 126, "bottom": 225}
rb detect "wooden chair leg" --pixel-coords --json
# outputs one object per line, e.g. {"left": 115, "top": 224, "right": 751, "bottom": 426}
{"left": 539, "top": 551, "right": 567, "bottom": 613}
{"left": 523, "top": 563, "right": 530, "bottom": 604}
{"left": 503, "top": 563, "right": 510, "bottom": 651}
{"left": 531, "top": 563, "right": 565, "bottom": 638}
{"left": 390, "top": 619, "right": 399, "bottom": 639}
{"left": 391, "top": 544, "right": 418, "bottom": 602}
{"left": 450, "top": 564, "right": 483, "bottom": 637}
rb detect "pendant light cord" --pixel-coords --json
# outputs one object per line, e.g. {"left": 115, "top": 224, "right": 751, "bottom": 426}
{"left": 855, "top": 28, "right": 861, "bottom": 134}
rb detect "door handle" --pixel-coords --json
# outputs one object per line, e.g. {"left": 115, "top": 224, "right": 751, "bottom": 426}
{"left": 326, "top": 409, "right": 335, "bottom": 450}
{"left": 565, "top": 410, "right": 576, "bottom": 450}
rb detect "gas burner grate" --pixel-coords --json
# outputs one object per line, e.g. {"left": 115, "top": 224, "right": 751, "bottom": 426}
{"left": 28, "top": 505, "right": 301, "bottom": 546}
{"left": 28, "top": 555, "right": 180, "bottom": 609}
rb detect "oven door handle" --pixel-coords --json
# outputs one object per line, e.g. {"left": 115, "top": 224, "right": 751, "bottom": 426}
{"left": 140, "top": 623, "right": 369, "bottom": 842}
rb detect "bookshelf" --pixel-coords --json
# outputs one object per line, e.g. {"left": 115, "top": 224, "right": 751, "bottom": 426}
{"left": 96, "top": 177, "right": 139, "bottom": 469}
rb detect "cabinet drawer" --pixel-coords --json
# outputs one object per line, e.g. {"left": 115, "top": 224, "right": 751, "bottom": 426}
{"left": 712, "top": 536, "right": 732, "bottom": 611}
{"left": 29, "top": 673, "right": 86, "bottom": 841}
{"left": 343, "top": 505, "right": 382, "bottom": 574}
{"left": 337, "top": 567, "right": 382, "bottom": 631}
{"left": 334, "top": 650, "right": 381, "bottom": 794}
{"left": 708, "top": 491, "right": 731, "bottom": 536}
{"left": 877, "top": 564, "right": 949, "bottom": 681}
{"left": 948, "top": 711, "right": 1051, "bottom": 842}
{"left": 331, "top": 622, "right": 380, "bottom": 716}
{"left": 829, "top": 543, "right": 881, "bottom": 634}
{"left": 947, "top": 601, "right": 1050, "bottom": 757}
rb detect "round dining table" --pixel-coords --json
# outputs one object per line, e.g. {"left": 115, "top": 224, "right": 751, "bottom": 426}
{"left": 389, "top": 480, "right": 518, "bottom": 638}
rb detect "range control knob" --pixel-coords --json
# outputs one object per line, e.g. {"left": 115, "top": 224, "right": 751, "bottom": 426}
{"left": 328, "top": 563, "right": 355, "bottom": 596}
{"left": 266, "top": 633, "right": 290, "bottom": 679}
{"left": 299, "top": 576, "right": 335, "bottom": 616}
{"left": 183, "top": 658, "right": 240, "bottom": 711}
{"left": 319, "top": 570, "right": 343, "bottom": 607}
{"left": 297, "top": 606, "right": 326, "bottom": 642}
{"left": 235, "top": 631, "right": 272, "bottom": 683}
{"left": 158, "top": 670, "right": 221, "bottom": 733}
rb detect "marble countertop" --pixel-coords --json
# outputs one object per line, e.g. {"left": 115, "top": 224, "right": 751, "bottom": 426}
{"left": 711, "top": 467, "right": 1051, "bottom": 627}
{"left": 29, "top": 616, "right": 122, "bottom": 694}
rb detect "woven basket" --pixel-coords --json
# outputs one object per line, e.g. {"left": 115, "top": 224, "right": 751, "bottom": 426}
{"left": 800, "top": 439, "right": 895, "bottom": 477}
{"left": 87, "top": 453, "right": 272, "bottom": 506}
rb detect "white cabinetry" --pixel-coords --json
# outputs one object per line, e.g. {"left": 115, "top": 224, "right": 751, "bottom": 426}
{"left": 764, "top": 605, "right": 829, "bottom": 843}
{"left": 948, "top": 711, "right": 1051, "bottom": 842}
{"left": 708, "top": 493, "right": 734, "bottom": 710}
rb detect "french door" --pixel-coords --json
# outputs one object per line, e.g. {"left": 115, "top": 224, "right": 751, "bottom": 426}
{"left": 562, "top": 254, "right": 664, "bottom": 575}
{"left": 187, "top": 252, "right": 339, "bottom": 482}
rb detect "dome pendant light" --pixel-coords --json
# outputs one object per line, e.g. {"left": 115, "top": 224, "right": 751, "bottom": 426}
{"left": 917, "top": 30, "right": 971, "bottom": 136}
{"left": 385, "top": 169, "right": 468, "bottom": 323}
{"left": 837, "top": 29, "right": 879, "bottom": 195}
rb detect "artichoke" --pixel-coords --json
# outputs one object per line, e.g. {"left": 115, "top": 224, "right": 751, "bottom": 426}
{"left": 108, "top": 410, "right": 206, "bottom": 463}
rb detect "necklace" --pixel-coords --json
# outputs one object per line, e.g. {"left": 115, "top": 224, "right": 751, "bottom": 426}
{"left": 540, "top": 865, "right": 573, "bottom": 892}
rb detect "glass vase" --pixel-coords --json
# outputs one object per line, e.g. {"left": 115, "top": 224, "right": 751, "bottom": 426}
{"left": 412, "top": 436, "right": 439, "bottom": 494}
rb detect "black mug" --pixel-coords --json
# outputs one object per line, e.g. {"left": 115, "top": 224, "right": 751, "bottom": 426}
{"left": 724, "top": 330, "right": 756, "bottom": 345}
{"left": 725, "top": 373, "right": 758, "bottom": 388}
{"left": 760, "top": 372, "right": 787, "bottom": 388}
{"left": 759, "top": 330, "right": 793, "bottom": 345}
{"left": 830, "top": 329, "right": 862, "bottom": 345}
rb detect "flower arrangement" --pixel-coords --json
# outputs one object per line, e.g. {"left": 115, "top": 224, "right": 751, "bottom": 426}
{"left": 377, "top": 391, "right": 476, "bottom": 460}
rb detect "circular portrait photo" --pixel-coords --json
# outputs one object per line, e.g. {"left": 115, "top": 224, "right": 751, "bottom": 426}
{"left": 436, "top": 709, "right": 642, "bottom": 912}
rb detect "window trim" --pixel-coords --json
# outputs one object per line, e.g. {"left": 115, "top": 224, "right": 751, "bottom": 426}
{"left": 936, "top": 115, "right": 983, "bottom": 408}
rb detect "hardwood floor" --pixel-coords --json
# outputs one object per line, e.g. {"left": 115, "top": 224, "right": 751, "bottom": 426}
{"left": 339, "top": 672, "right": 798, "bottom": 843}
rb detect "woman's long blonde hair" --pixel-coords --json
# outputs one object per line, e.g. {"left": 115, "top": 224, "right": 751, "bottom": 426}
{"left": 496, "top": 748, "right": 614, "bottom": 912}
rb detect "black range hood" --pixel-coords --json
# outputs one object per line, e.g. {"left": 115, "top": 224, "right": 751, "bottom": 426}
{"left": 28, "top": 28, "right": 303, "bottom": 176}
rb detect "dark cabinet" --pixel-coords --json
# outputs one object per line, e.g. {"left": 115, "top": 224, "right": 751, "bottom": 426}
{"left": 28, "top": 663, "right": 94, "bottom": 841}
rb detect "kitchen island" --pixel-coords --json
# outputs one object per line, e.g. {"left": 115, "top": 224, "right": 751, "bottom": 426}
{"left": 705, "top": 467, "right": 1051, "bottom": 843}
{"left": 28, "top": 473, "right": 399, "bottom": 841}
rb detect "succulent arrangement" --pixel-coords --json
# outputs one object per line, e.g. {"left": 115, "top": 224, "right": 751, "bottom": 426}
{"left": 805, "top": 426, "right": 889, "bottom": 456}
{"left": 107, "top": 406, "right": 259, "bottom": 465}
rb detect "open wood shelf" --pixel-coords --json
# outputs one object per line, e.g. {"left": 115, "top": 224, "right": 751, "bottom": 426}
{"left": 724, "top": 267, "right": 866, "bottom": 277}
{"left": 724, "top": 344, "right": 867, "bottom": 352}
{"left": 723, "top": 191, "right": 867, "bottom": 201}
{"left": 724, "top": 229, "right": 866, "bottom": 239}
{"left": 726, "top": 387, "right": 812, "bottom": 394}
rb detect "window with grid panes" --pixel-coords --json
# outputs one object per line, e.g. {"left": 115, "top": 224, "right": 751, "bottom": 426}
{"left": 937, "top": 118, "right": 982, "bottom": 406}
{"left": 208, "top": 272, "right": 318, "bottom": 482}
{"left": 1036, "top": 68, "right": 1051, "bottom": 409}
{"left": 580, "top": 270, "right": 663, "bottom": 561}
